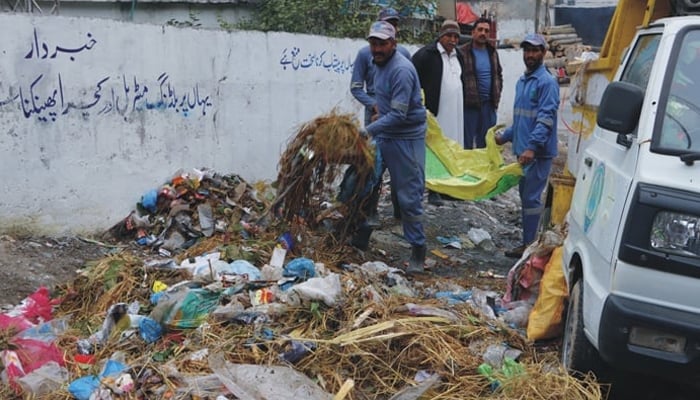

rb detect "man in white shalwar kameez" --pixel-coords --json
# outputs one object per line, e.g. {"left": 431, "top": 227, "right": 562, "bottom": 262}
{"left": 437, "top": 36, "right": 465, "bottom": 146}
{"left": 412, "top": 20, "right": 467, "bottom": 205}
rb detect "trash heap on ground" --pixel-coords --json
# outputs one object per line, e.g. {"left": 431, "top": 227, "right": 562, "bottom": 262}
{"left": 0, "top": 113, "right": 602, "bottom": 399}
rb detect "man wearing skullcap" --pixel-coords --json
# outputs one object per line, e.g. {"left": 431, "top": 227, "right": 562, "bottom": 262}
{"left": 411, "top": 19, "right": 466, "bottom": 205}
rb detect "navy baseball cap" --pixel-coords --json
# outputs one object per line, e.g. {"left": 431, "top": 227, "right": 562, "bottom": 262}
{"left": 520, "top": 33, "right": 547, "bottom": 49}
{"left": 378, "top": 7, "right": 400, "bottom": 22}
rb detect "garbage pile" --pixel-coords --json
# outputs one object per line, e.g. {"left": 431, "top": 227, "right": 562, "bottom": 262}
{"left": 0, "top": 113, "right": 603, "bottom": 399}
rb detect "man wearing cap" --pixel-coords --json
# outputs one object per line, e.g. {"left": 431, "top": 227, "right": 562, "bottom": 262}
{"left": 411, "top": 19, "right": 466, "bottom": 206}
{"left": 350, "top": 7, "right": 410, "bottom": 223}
{"left": 460, "top": 17, "right": 503, "bottom": 149}
{"left": 363, "top": 20, "right": 429, "bottom": 274}
{"left": 412, "top": 19, "right": 465, "bottom": 147}
{"left": 350, "top": 7, "right": 411, "bottom": 127}
{"left": 495, "top": 33, "right": 559, "bottom": 259}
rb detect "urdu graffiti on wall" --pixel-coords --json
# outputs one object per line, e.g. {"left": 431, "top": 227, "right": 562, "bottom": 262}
{"left": 17, "top": 73, "right": 212, "bottom": 122}
{"left": 279, "top": 47, "right": 354, "bottom": 73}
{"left": 0, "top": 27, "right": 214, "bottom": 122}
{"left": 24, "top": 28, "right": 97, "bottom": 62}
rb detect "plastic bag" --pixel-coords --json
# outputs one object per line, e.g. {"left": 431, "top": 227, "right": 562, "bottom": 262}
{"left": 527, "top": 246, "right": 568, "bottom": 340}
{"left": 1, "top": 350, "right": 25, "bottom": 393}
{"left": 149, "top": 287, "right": 220, "bottom": 329}
{"left": 0, "top": 286, "right": 56, "bottom": 333}
{"left": 290, "top": 273, "right": 341, "bottom": 306}
{"left": 208, "top": 353, "right": 333, "bottom": 400}
{"left": 11, "top": 337, "right": 66, "bottom": 372}
{"left": 17, "top": 361, "right": 69, "bottom": 396}
{"left": 283, "top": 258, "right": 316, "bottom": 281}
{"left": 68, "top": 358, "right": 130, "bottom": 400}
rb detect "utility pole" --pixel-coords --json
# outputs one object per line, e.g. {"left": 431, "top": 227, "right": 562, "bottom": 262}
{"left": 535, "top": 0, "right": 541, "bottom": 33}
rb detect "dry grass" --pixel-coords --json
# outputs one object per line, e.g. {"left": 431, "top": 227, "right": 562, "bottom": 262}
{"left": 16, "top": 253, "right": 602, "bottom": 400}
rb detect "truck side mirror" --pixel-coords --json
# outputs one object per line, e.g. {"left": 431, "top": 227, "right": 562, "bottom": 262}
{"left": 597, "top": 81, "right": 644, "bottom": 135}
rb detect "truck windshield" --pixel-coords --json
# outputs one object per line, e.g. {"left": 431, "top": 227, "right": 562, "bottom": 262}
{"left": 655, "top": 30, "right": 700, "bottom": 153}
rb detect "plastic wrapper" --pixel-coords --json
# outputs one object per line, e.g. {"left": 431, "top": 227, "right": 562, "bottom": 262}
{"left": 17, "top": 361, "right": 69, "bottom": 396}
{"left": 290, "top": 273, "right": 341, "bottom": 306}
{"left": 149, "top": 287, "right": 221, "bottom": 329}
{"left": 0, "top": 286, "right": 56, "bottom": 333}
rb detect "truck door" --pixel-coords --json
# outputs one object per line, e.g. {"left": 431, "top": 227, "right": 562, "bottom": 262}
{"left": 568, "top": 33, "right": 661, "bottom": 311}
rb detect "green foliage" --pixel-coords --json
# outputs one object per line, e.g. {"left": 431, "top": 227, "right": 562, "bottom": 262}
{"left": 167, "top": 8, "right": 202, "bottom": 28}
{"left": 225, "top": 0, "right": 440, "bottom": 45}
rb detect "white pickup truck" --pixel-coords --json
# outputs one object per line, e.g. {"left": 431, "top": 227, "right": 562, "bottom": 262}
{"left": 560, "top": 14, "right": 700, "bottom": 383}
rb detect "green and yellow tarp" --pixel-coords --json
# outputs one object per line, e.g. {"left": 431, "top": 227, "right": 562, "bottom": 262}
{"left": 425, "top": 113, "right": 522, "bottom": 200}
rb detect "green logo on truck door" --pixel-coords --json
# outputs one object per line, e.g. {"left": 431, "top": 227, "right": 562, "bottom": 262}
{"left": 584, "top": 164, "right": 605, "bottom": 233}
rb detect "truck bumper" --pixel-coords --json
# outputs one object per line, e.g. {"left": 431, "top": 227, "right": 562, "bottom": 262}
{"left": 599, "top": 294, "right": 700, "bottom": 381}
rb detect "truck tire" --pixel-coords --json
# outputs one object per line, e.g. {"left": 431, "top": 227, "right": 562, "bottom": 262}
{"left": 561, "top": 279, "right": 603, "bottom": 377}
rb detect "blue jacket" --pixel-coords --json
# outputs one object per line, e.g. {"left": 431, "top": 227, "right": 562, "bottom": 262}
{"left": 366, "top": 49, "right": 427, "bottom": 140}
{"left": 502, "top": 64, "right": 559, "bottom": 158}
{"left": 350, "top": 45, "right": 411, "bottom": 109}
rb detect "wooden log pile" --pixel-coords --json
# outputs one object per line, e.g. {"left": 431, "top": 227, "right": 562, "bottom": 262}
{"left": 541, "top": 24, "right": 594, "bottom": 84}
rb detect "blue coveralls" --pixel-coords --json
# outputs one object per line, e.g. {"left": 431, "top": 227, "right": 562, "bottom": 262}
{"left": 365, "top": 49, "right": 427, "bottom": 247}
{"left": 500, "top": 63, "right": 559, "bottom": 246}
{"left": 350, "top": 45, "right": 412, "bottom": 126}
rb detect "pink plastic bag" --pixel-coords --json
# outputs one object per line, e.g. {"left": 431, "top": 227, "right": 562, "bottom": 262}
{"left": 0, "top": 314, "right": 35, "bottom": 333}
{"left": 1, "top": 350, "right": 26, "bottom": 393}
{"left": 16, "top": 287, "right": 57, "bottom": 323}
{"left": 11, "top": 337, "right": 66, "bottom": 373}
{"left": 0, "top": 287, "right": 57, "bottom": 334}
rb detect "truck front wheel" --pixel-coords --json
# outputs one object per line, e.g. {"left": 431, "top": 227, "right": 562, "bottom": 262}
{"left": 561, "top": 279, "right": 603, "bottom": 377}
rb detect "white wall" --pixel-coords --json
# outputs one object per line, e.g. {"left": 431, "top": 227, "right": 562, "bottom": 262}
{"left": 0, "top": 14, "right": 522, "bottom": 235}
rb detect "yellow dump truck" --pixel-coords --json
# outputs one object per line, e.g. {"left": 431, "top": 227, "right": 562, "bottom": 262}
{"left": 555, "top": 0, "right": 700, "bottom": 384}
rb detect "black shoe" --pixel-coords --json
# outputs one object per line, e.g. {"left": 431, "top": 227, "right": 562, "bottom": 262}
{"left": 504, "top": 245, "right": 526, "bottom": 259}
{"left": 350, "top": 226, "right": 373, "bottom": 251}
{"left": 428, "top": 191, "right": 444, "bottom": 207}
{"left": 406, "top": 244, "right": 427, "bottom": 274}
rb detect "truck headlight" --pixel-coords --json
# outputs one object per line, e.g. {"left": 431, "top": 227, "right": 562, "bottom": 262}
{"left": 650, "top": 211, "right": 700, "bottom": 257}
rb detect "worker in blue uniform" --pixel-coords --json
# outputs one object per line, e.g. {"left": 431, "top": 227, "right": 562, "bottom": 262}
{"left": 361, "top": 20, "right": 428, "bottom": 273}
{"left": 496, "top": 33, "right": 560, "bottom": 259}
{"left": 350, "top": 7, "right": 411, "bottom": 222}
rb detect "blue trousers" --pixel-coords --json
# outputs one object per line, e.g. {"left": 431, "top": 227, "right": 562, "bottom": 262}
{"left": 464, "top": 103, "right": 496, "bottom": 149}
{"left": 376, "top": 137, "right": 426, "bottom": 246}
{"left": 519, "top": 158, "right": 552, "bottom": 246}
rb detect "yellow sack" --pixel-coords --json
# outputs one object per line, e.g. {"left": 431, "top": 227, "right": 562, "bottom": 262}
{"left": 526, "top": 246, "right": 568, "bottom": 341}
{"left": 424, "top": 112, "right": 522, "bottom": 200}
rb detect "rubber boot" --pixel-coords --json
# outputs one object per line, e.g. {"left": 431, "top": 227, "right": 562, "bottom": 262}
{"left": 406, "top": 244, "right": 427, "bottom": 274}
{"left": 350, "top": 226, "right": 373, "bottom": 251}
{"left": 366, "top": 182, "right": 382, "bottom": 229}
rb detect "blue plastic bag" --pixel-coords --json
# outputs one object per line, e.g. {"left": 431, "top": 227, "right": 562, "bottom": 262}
{"left": 283, "top": 258, "right": 316, "bottom": 281}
